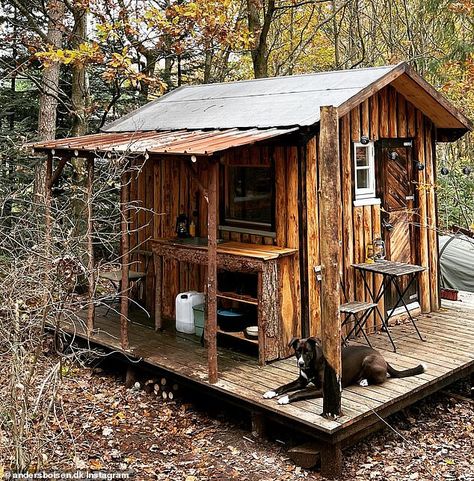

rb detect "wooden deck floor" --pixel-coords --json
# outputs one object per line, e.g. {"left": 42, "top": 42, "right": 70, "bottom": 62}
{"left": 70, "top": 304, "right": 474, "bottom": 445}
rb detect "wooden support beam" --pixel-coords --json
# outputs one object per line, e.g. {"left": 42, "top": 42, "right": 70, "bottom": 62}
{"left": 120, "top": 167, "right": 130, "bottom": 350}
{"left": 48, "top": 155, "right": 69, "bottom": 189}
{"left": 320, "top": 442, "right": 343, "bottom": 478}
{"left": 425, "top": 121, "right": 439, "bottom": 311}
{"left": 86, "top": 157, "right": 95, "bottom": 334}
{"left": 319, "top": 106, "right": 342, "bottom": 420}
{"left": 45, "top": 153, "right": 53, "bottom": 257}
{"left": 206, "top": 159, "right": 218, "bottom": 384}
{"left": 250, "top": 411, "right": 266, "bottom": 439}
{"left": 416, "top": 112, "right": 430, "bottom": 313}
{"left": 187, "top": 160, "right": 208, "bottom": 202}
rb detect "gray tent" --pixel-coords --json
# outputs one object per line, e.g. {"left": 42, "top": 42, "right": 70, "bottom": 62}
{"left": 439, "top": 234, "right": 474, "bottom": 292}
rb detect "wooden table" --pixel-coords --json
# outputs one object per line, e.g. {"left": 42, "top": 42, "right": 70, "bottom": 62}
{"left": 352, "top": 260, "right": 426, "bottom": 351}
{"left": 151, "top": 238, "right": 297, "bottom": 364}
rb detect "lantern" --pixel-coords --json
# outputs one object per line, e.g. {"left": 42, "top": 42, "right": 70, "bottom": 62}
{"left": 175, "top": 213, "right": 189, "bottom": 238}
{"left": 373, "top": 237, "right": 386, "bottom": 261}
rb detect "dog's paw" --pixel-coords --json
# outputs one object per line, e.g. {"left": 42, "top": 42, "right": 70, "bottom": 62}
{"left": 263, "top": 390, "right": 277, "bottom": 399}
{"left": 421, "top": 363, "right": 427, "bottom": 372}
{"left": 359, "top": 379, "right": 369, "bottom": 387}
{"left": 278, "top": 395, "right": 290, "bottom": 405}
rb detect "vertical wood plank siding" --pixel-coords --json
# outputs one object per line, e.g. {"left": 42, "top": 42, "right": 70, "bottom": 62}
{"left": 128, "top": 145, "right": 300, "bottom": 343}
{"left": 127, "top": 84, "right": 439, "bottom": 346}
{"left": 279, "top": 145, "right": 302, "bottom": 354}
{"left": 305, "top": 137, "right": 321, "bottom": 338}
{"left": 340, "top": 116, "right": 354, "bottom": 334}
{"left": 337, "top": 85, "right": 437, "bottom": 335}
{"left": 416, "top": 110, "right": 431, "bottom": 312}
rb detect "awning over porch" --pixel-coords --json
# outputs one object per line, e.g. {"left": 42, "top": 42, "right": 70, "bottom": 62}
{"left": 31, "top": 127, "right": 298, "bottom": 157}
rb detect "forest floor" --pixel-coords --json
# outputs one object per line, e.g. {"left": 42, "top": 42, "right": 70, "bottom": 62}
{"left": 1, "top": 342, "right": 473, "bottom": 481}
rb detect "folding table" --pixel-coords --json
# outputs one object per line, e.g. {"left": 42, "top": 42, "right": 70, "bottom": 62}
{"left": 352, "top": 260, "right": 426, "bottom": 352}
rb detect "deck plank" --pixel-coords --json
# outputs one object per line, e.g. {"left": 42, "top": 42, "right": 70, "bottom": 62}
{"left": 69, "top": 306, "right": 474, "bottom": 441}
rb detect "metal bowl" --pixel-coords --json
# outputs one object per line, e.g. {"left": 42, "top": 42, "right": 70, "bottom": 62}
{"left": 217, "top": 309, "right": 245, "bottom": 332}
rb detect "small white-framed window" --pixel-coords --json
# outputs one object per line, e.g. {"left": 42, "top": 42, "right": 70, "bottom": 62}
{"left": 353, "top": 141, "right": 375, "bottom": 199}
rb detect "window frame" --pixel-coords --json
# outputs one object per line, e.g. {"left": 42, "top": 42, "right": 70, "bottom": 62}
{"left": 220, "top": 163, "right": 275, "bottom": 233}
{"left": 353, "top": 141, "right": 376, "bottom": 200}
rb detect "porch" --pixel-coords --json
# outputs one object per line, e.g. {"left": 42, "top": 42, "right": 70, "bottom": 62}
{"left": 69, "top": 304, "right": 474, "bottom": 459}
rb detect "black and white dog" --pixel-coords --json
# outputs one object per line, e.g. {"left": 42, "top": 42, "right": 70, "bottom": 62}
{"left": 263, "top": 337, "right": 426, "bottom": 404}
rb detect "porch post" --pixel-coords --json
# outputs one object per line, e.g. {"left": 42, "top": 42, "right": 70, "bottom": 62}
{"left": 86, "top": 157, "right": 95, "bottom": 333}
{"left": 45, "top": 153, "right": 53, "bottom": 258}
{"left": 47, "top": 155, "right": 68, "bottom": 189}
{"left": 206, "top": 159, "right": 218, "bottom": 384}
{"left": 120, "top": 166, "right": 130, "bottom": 350}
{"left": 41, "top": 153, "right": 54, "bottom": 339}
{"left": 319, "top": 106, "right": 342, "bottom": 424}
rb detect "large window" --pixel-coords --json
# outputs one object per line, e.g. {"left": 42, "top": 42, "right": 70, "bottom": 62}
{"left": 223, "top": 166, "right": 274, "bottom": 231}
{"left": 354, "top": 141, "right": 376, "bottom": 199}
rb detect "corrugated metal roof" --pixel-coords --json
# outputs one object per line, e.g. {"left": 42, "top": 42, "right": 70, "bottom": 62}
{"left": 103, "top": 65, "right": 397, "bottom": 132}
{"left": 31, "top": 127, "right": 298, "bottom": 156}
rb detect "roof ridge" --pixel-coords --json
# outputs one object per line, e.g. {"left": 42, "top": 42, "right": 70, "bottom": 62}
{"left": 175, "top": 64, "right": 400, "bottom": 90}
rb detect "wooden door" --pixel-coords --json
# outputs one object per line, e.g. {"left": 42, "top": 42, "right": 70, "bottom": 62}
{"left": 377, "top": 139, "right": 419, "bottom": 313}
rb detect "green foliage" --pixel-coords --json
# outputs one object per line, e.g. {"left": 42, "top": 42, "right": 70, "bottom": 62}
{"left": 437, "top": 163, "right": 474, "bottom": 230}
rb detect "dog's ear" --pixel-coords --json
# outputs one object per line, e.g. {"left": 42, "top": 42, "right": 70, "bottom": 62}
{"left": 288, "top": 337, "right": 300, "bottom": 350}
{"left": 306, "top": 337, "right": 321, "bottom": 350}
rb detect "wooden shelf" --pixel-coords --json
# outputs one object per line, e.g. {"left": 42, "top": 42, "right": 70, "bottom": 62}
{"left": 217, "top": 291, "right": 258, "bottom": 305}
{"left": 217, "top": 329, "right": 259, "bottom": 345}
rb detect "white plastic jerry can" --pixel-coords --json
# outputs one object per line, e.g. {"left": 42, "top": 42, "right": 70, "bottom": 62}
{"left": 175, "top": 291, "right": 205, "bottom": 333}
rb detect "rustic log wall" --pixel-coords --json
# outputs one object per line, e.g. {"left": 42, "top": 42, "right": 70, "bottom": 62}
{"left": 339, "top": 85, "right": 438, "bottom": 334}
{"left": 128, "top": 144, "right": 302, "bottom": 340}
{"left": 305, "top": 85, "right": 439, "bottom": 339}
{"left": 127, "top": 83, "right": 439, "bottom": 350}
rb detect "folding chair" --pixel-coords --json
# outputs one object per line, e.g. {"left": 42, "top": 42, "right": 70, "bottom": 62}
{"left": 340, "top": 301, "right": 377, "bottom": 347}
{"left": 99, "top": 249, "right": 152, "bottom": 316}
{"left": 339, "top": 278, "right": 377, "bottom": 347}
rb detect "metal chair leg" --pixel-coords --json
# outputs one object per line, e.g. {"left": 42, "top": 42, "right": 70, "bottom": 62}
{"left": 342, "top": 310, "right": 374, "bottom": 348}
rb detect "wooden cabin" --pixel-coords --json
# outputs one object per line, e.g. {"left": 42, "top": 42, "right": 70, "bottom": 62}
{"left": 33, "top": 62, "right": 474, "bottom": 477}
{"left": 33, "top": 62, "right": 472, "bottom": 366}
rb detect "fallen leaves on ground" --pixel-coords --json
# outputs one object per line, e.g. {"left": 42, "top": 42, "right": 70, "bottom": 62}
{"left": 1, "top": 353, "right": 473, "bottom": 481}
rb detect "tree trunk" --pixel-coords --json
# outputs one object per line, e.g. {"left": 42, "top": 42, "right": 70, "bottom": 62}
{"left": 34, "top": 0, "right": 65, "bottom": 201}
{"left": 69, "top": 4, "right": 93, "bottom": 290}
{"left": 139, "top": 50, "right": 157, "bottom": 102}
{"left": 204, "top": 48, "right": 212, "bottom": 83}
{"left": 71, "top": 4, "right": 88, "bottom": 137}
{"left": 247, "top": 0, "right": 275, "bottom": 78}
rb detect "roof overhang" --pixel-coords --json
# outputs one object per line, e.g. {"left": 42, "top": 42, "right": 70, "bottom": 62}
{"left": 337, "top": 63, "right": 473, "bottom": 141}
{"left": 31, "top": 127, "right": 298, "bottom": 157}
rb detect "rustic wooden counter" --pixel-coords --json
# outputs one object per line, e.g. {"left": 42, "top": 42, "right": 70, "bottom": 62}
{"left": 151, "top": 238, "right": 298, "bottom": 364}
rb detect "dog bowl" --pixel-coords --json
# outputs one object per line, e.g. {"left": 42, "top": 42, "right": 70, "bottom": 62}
{"left": 217, "top": 309, "right": 245, "bottom": 332}
{"left": 244, "top": 325, "right": 259, "bottom": 340}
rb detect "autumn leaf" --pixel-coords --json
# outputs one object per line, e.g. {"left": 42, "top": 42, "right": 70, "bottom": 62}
{"left": 89, "top": 459, "right": 103, "bottom": 470}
